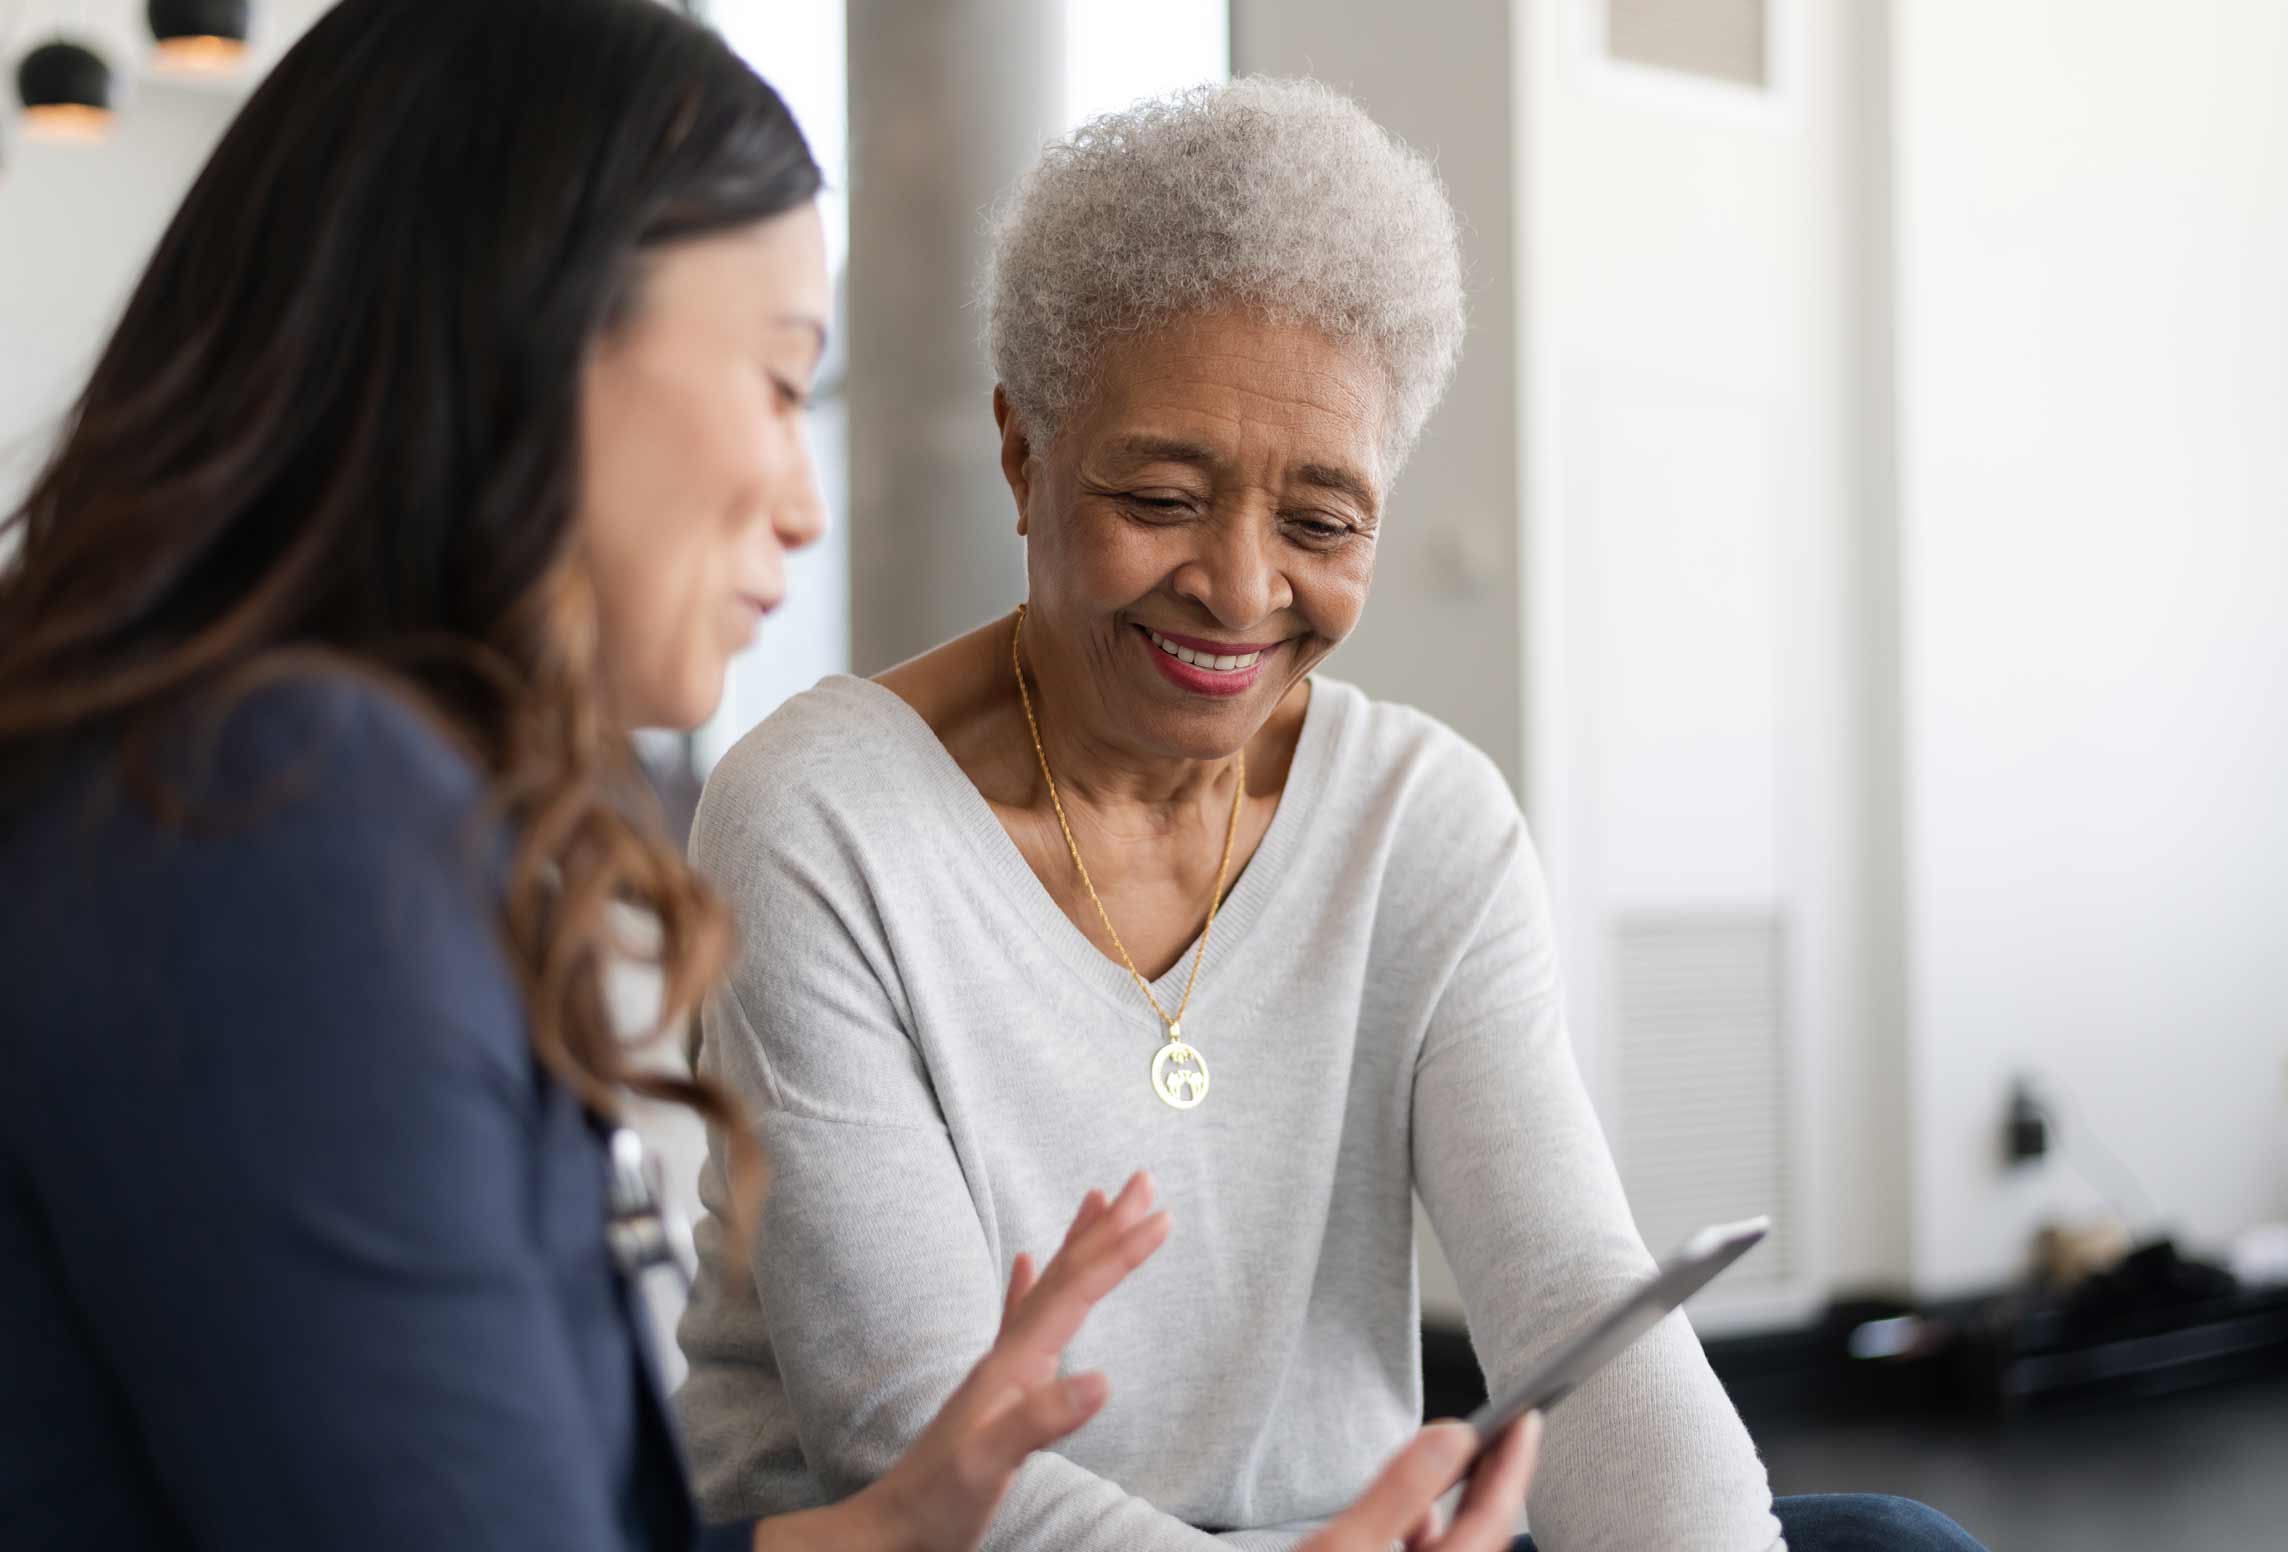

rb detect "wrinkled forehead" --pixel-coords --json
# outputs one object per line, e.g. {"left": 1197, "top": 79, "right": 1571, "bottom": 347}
{"left": 1062, "top": 311, "right": 1390, "bottom": 507}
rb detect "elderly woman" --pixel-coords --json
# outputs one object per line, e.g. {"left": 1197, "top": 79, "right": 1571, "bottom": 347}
{"left": 676, "top": 80, "right": 1980, "bottom": 1552}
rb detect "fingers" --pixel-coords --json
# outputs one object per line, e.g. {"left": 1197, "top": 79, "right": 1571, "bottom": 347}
{"left": 1438, "top": 1411, "right": 1542, "bottom": 1551}
{"left": 1327, "top": 1416, "right": 1535, "bottom": 1552}
{"left": 999, "top": 1204, "right": 1170, "bottom": 1366}
{"left": 1059, "top": 1189, "right": 1110, "bottom": 1255}
{"left": 1025, "top": 1181, "right": 1162, "bottom": 1318}
{"left": 968, "top": 1370, "right": 1112, "bottom": 1477}
{"left": 1055, "top": 1173, "right": 1158, "bottom": 1284}
{"left": 1075, "top": 1172, "right": 1151, "bottom": 1250}
{"left": 1040, "top": 1175, "right": 1143, "bottom": 1283}
{"left": 897, "top": 1178, "right": 1158, "bottom": 1534}
{"left": 867, "top": 1369, "right": 1112, "bottom": 1552}
{"left": 998, "top": 1253, "right": 1037, "bottom": 1339}
{"left": 1323, "top": 1422, "right": 1477, "bottom": 1546}
{"left": 998, "top": 1173, "right": 1165, "bottom": 1346}
{"left": 1006, "top": 1177, "right": 1144, "bottom": 1333}
{"left": 1002, "top": 1179, "right": 1123, "bottom": 1344}
{"left": 956, "top": 1174, "right": 1168, "bottom": 1431}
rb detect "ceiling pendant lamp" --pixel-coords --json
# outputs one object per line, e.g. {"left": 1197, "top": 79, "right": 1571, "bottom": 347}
{"left": 148, "top": 0, "right": 251, "bottom": 73}
{"left": 16, "top": 39, "right": 116, "bottom": 143}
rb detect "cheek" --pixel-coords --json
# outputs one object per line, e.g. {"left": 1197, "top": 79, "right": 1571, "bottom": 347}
{"left": 1296, "top": 544, "right": 1376, "bottom": 640}
{"left": 588, "top": 354, "right": 772, "bottom": 535}
{"left": 1035, "top": 501, "right": 1167, "bottom": 607}
{"left": 580, "top": 389, "right": 758, "bottom": 720}
{"left": 588, "top": 524, "right": 707, "bottom": 684}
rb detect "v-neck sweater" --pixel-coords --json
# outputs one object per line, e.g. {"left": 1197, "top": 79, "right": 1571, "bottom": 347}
{"left": 673, "top": 673, "right": 1782, "bottom": 1552}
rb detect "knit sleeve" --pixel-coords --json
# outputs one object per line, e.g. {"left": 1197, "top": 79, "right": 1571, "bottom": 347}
{"left": 1408, "top": 754, "right": 1784, "bottom": 1552}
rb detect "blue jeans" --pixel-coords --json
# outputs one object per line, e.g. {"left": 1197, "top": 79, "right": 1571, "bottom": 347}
{"left": 1509, "top": 1493, "right": 1986, "bottom": 1551}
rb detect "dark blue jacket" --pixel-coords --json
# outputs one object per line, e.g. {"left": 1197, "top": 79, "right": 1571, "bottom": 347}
{"left": 0, "top": 680, "right": 750, "bottom": 1550}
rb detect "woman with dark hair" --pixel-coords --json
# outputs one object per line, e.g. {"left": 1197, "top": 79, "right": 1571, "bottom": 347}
{"left": 0, "top": 2, "right": 1538, "bottom": 1550}
{"left": 0, "top": 1, "right": 1173, "bottom": 1547}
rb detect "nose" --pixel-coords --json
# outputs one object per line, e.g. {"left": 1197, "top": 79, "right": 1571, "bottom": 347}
{"left": 778, "top": 483, "right": 827, "bottom": 554}
{"left": 1170, "top": 509, "right": 1292, "bottom": 629}
{"left": 774, "top": 431, "right": 829, "bottom": 555}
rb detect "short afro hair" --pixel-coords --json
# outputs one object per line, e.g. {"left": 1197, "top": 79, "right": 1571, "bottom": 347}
{"left": 983, "top": 76, "right": 1466, "bottom": 476}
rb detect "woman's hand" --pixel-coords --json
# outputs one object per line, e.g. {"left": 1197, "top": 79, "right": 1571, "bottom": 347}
{"left": 756, "top": 1172, "right": 1172, "bottom": 1552}
{"left": 1299, "top": 1410, "right": 1543, "bottom": 1552}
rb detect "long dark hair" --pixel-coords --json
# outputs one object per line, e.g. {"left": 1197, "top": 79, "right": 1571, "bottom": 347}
{"left": 0, "top": 0, "right": 819, "bottom": 1144}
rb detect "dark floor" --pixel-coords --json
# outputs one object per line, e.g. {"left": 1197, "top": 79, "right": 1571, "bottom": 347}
{"left": 1752, "top": 1371, "right": 2288, "bottom": 1551}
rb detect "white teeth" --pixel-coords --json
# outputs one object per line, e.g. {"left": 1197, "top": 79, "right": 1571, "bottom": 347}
{"left": 1145, "top": 629, "right": 1264, "bottom": 673}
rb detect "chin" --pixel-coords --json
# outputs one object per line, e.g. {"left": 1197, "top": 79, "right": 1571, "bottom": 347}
{"left": 1136, "top": 697, "right": 1273, "bottom": 758}
{"left": 641, "top": 670, "right": 727, "bottom": 734}
{"left": 673, "top": 685, "right": 725, "bottom": 732}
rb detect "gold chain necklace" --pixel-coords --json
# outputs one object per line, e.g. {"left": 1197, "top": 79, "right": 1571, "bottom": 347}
{"left": 1012, "top": 605, "right": 1243, "bottom": 1110}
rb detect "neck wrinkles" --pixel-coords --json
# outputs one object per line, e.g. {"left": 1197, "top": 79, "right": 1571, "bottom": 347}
{"left": 1016, "top": 626, "right": 1241, "bottom": 835}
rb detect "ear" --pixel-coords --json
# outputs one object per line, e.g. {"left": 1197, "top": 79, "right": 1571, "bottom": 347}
{"left": 994, "top": 386, "right": 1034, "bottom": 537}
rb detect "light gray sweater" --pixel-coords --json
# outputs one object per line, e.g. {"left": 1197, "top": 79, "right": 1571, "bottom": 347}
{"left": 675, "top": 673, "right": 1782, "bottom": 1551}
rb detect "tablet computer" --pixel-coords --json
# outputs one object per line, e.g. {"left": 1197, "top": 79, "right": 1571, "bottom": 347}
{"left": 1463, "top": 1216, "right": 1770, "bottom": 1445}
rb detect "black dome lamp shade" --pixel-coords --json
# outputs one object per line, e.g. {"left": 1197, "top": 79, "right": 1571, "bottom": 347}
{"left": 149, "top": 0, "right": 251, "bottom": 73}
{"left": 16, "top": 40, "right": 116, "bottom": 143}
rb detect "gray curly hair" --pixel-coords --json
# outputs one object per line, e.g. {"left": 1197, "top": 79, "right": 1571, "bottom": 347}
{"left": 983, "top": 76, "right": 1466, "bottom": 477}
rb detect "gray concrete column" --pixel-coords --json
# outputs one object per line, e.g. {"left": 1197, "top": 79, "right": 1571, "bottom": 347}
{"left": 845, "top": 0, "right": 1066, "bottom": 672}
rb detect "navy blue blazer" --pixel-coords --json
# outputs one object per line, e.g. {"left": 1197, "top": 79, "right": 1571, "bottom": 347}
{"left": 0, "top": 681, "right": 751, "bottom": 1550}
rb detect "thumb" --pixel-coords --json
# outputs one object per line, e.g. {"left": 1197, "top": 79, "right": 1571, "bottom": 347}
{"left": 971, "top": 1371, "right": 1111, "bottom": 1476}
{"left": 1329, "top": 1422, "right": 1477, "bottom": 1544}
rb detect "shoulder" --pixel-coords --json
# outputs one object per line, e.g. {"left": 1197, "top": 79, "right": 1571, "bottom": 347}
{"left": 4, "top": 672, "right": 520, "bottom": 1085}
{"left": 212, "top": 672, "right": 486, "bottom": 826}
{"left": 1312, "top": 676, "right": 1520, "bottom": 847}
{"left": 691, "top": 675, "right": 936, "bottom": 884}
{"left": 193, "top": 679, "right": 524, "bottom": 1058}
{"left": 1306, "top": 682, "right": 1552, "bottom": 974}
{"left": 6, "top": 671, "right": 491, "bottom": 882}
{"left": 162, "top": 673, "right": 496, "bottom": 909}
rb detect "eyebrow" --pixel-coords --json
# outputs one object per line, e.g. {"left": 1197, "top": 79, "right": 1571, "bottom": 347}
{"left": 1105, "top": 435, "right": 1220, "bottom": 469}
{"left": 1294, "top": 461, "right": 1379, "bottom": 513}
{"left": 1103, "top": 436, "right": 1379, "bottom": 512}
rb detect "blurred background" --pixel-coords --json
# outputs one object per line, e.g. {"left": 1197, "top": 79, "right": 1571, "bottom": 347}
{"left": 5, "top": 1, "right": 2284, "bottom": 1544}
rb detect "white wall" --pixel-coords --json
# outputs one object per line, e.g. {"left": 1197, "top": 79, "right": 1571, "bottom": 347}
{"left": 1518, "top": 0, "right": 1905, "bottom": 1324}
{"left": 1894, "top": 0, "right": 2288, "bottom": 1294}
{"left": 0, "top": 86, "right": 236, "bottom": 515}
{"left": 0, "top": 0, "right": 848, "bottom": 764}
{"left": 696, "top": 0, "right": 855, "bottom": 767}
{"left": 1522, "top": 0, "right": 2288, "bottom": 1311}
{"left": 1, "top": 0, "right": 336, "bottom": 518}
{"left": 1230, "top": 0, "right": 1905, "bottom": 1328}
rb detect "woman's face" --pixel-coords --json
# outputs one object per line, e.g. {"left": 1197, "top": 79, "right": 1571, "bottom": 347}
{"left": 578, "top": 203, "right": 830, "bottom": 730}
{"left": 1004, "top": 310, "right": 1387, "bottom": 762}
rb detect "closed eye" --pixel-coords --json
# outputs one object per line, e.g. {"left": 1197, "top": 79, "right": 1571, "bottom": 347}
{"left": 1120, "top": 495, "right": 1196, "bottom": 519}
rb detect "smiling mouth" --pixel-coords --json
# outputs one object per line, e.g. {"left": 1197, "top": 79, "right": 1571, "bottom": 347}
{"left": 1140, "top": 626, "right": 1280, "bottom": 673}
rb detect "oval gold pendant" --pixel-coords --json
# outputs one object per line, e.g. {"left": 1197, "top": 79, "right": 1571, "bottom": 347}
{"left": 1151, "top": 1039, "right": 1211, "bottom": 1110}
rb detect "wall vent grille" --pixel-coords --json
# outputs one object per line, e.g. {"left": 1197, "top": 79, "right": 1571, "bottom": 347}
{"left": 1611, "top": 912, "right": 1792, "bottom": 1289}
